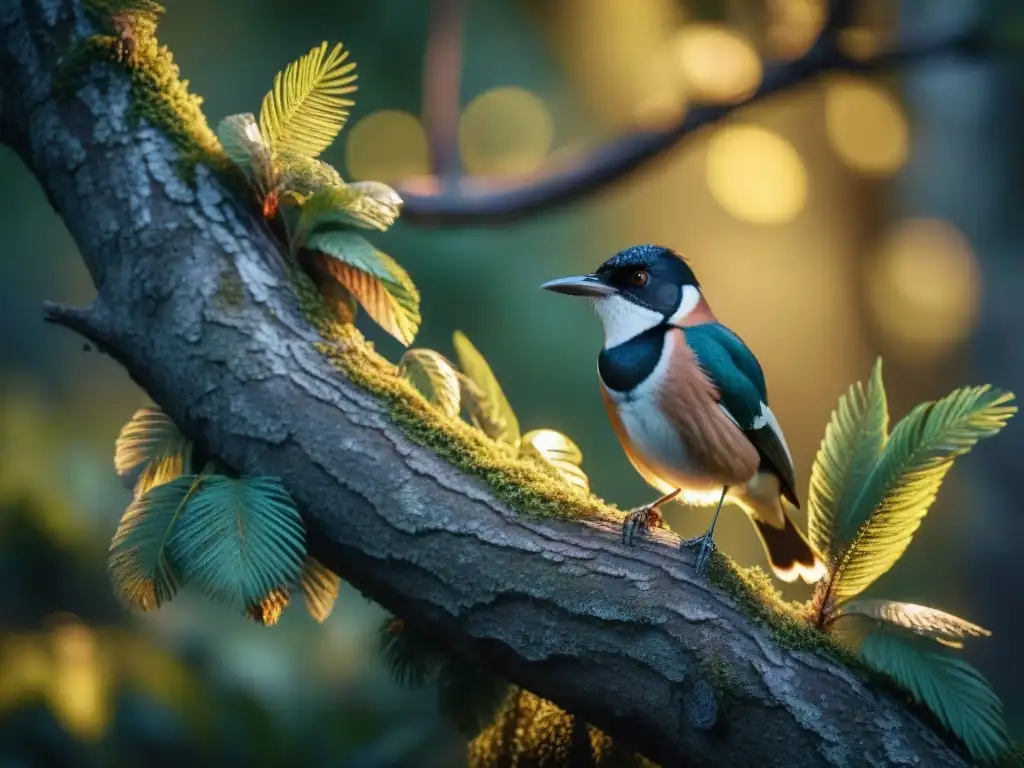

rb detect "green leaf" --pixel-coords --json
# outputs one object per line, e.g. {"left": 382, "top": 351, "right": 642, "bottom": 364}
{"left": 452, "top": 331, "right": 520, "bottom": 451}
{"left": 168, "top": 476, "right": 307, "bottom": 611}
{"left": 860, "top": 626, "right": 1010, "bottom": 764}
{"left": 216, "top": 113, "right": 279, "bottom": 195}
{"left": 828, "top": 386, "right": 1015, "bottom": 605}
{"left": 299, "top": 556, "right": 341, "bottom": 623}
{"left": 108, "top": 474, "right": 204, "bottom": 612}
{"left": 294, "top": 184, "right": 402, "bottom": 242}
{"left": 829, "top": 599, "right": 990, "bottom": 649}
{"left": 399, "top": 349, "right": 461, "bottom": 418}
{"left": 258, "top": 41, "right": 358, "bottom": 158}
{"left": 245, "top": 588, "right": 292, "bottom": 627}
{"left": 114, "top": 407, "right": 192, "bottom": 495}
{"left": 344, "top": 181, "right": 403, "bottom": 230}
{"left": 307, "top": 230, "right": 420, "bottom": 345}
{"left": 377, "top": 617, "right": 446, "bottom": 688}
{"left": 437, "top": 657, "right": 511, "bottom": 737}
{"left": 807, "top": 357, "right": 888, "bottom": 561}
{"left": 520, "top": 429, "right": 589, "bottom": 491}
{"left": 279, "top": 153, "right": 344, "bottom": 199}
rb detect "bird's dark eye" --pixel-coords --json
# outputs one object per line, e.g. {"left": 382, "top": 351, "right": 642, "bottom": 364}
{"left": 630, "top": 269, "right": 649, "bottom": 287}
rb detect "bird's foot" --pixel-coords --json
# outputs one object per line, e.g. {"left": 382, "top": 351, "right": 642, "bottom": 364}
{"left": 679, "top": 534, "right": 717, "bottom": 577}
{"left": 620, "top": 505, "right": 663, "bottom": 547}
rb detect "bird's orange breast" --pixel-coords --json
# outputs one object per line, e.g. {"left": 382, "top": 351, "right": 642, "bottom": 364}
{"left": 600, "top": 328, "right": 758, "bottom": 491}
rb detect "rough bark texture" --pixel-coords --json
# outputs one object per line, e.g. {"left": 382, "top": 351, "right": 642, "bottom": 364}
{"left": 0, "top": 1, "right": 972, "bottom": 765}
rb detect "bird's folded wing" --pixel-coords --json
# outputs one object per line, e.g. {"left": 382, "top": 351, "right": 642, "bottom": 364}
{"left": 684, "top": 324, "right": 800, "bottom": 507}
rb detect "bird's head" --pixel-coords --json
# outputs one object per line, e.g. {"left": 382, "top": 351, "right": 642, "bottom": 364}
{"left": 541, "top": 244, "right": 708, "bottom": 348}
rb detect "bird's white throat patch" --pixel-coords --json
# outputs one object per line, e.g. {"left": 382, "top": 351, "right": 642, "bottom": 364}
{"left": 669, "top": 285, "right": 702, "bottom": 325}
{"left": 592, "top": 295, "right": 662, "bottom": 349}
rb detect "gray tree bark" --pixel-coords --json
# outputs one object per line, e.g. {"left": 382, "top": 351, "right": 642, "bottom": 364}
{"left": 0, "top": 0, "right": 976, "bottom": 765}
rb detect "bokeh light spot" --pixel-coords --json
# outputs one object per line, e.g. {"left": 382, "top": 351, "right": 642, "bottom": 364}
{"left": 459, "top": 87, "right": 554, "bottom": 176}
{"left": 766, "top": 0, "right": 826, "bottom": 59}
{"left": 825, "top": 75, "right": 909, "bottom": 177}
{"left": 866, "top": 219, "right": 980, "bottom": 362}
{"left": 345, "top": 110, "right": 431, "bottom": 183}
{"left": 632, "top": 51, "right": 688, "bottom": 130}
{"left": 672, "top": 24, "right": 763, "bottom": 103}
{"left": 705, "top": 125, "right": 807, "bottom": 225}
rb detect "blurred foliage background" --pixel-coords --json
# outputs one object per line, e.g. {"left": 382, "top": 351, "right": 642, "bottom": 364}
{"left": 2, "top": 0, "right": 1023, "bottom": 765}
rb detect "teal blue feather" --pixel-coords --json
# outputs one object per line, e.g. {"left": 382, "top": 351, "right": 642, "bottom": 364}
{"left": 684, "top": 324, "right": 767, "bottom": 426}
{"left": 684, "top": 323, "right": 798, "bottom": 505}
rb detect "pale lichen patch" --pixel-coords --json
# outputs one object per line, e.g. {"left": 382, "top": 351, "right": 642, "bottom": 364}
{"left": 750, "top": 653, "right": 848, "bottom": 765}
{"left": 194, "top": 166, "right": 226, "bottom": 222}
{"left": 80, "top": 77, "right": 131, "bottom": 141}
{"left": 138, "top": 125, "right": 194, "bottom": 203}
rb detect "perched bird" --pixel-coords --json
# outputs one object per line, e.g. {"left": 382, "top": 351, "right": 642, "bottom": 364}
{"left": 540, "top": 244, "right": 826, "bottom": 583}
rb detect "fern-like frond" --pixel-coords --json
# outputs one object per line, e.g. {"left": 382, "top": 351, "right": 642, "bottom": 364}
{"left": 245, "top": 588, "right": 292, "bottom": 627}
{"left": 452, "top": 331, "right": 520, "bottom": 451}
{"left": 827, "top": 386, "right": 1016, "bottom": 605}
{"left": 216, "top": 113, "right": 279, "bottom": 195}
{"left": 377, "top": 617, "right": 446, "bottom": 688}
{"left": 399, "top": 349, "right": 461, "bottom": 418}
{"left": 829, "top": 599, "right": 990, "bottom": 649}
{"left": 860, "top": 626, "right": 1010, "bottom": 764}
{"left": 437, "top": 658, "right": 511, "bottom": 737}
{"left": 114, "top": 406, "right": 191, "bottom": 495}
{"left": 307, "top": 230, "right": 420, "bottom": 345}
{"left": 258, "top": 41, "right": 357, "bottom": 158}
{"left": 520, "top": 429, "right": 589, "bottom": 491}
{"left": 168, "top": 476, "right": 306, "bottom": 611}
{"left": 108, "top": 474, "right": 204, "bottom": 612}
{"left": 807, "top": 357, "right": 888, "bottom": 561}
{"left": 300, "top": 556, "right": 341, "bottom": 623}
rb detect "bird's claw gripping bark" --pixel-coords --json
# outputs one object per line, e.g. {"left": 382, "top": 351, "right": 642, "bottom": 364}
{"left": 621, "top": 504, "right": 663, "bottom": 546}
{"left": 620, "top": 488, "right": 680, "bottom": 547}
{"left": 680, "top": 534, "right": 717, "bottom": 577}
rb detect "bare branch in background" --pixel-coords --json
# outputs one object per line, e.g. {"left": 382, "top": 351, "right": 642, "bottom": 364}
{"left": 398, "top": 2, "right": 989, "bottom": 225}
{"left": 421, "top": 0, "right": 467, "bottom": 184}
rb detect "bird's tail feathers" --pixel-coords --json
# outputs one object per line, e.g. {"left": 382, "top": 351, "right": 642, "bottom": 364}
{"left": 752, "top": 511, "right": 827, "bottom": 585}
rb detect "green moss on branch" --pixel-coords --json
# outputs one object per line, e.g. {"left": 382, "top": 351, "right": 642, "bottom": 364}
{"left": 57, "top": 0, "right": 228, "bottom": 178}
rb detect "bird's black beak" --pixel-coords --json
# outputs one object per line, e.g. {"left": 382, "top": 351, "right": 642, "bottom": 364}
{"left": 539, "top": 274, "right": 616, "bottom": 297}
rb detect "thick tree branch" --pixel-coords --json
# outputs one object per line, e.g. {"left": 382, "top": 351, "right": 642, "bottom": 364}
{"left": 398, "top": 10, "right": 989, "bottom": 225}
{"left": 0, "top": 1, "right": 974, "bottom": 765}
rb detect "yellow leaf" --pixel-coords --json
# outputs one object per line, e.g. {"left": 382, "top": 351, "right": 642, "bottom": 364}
{"left": 258, "top": 41, "right": 358, "bottom": 158}
{"left": 399, "top": 349, "right": 461, "bottom": 418}
{"left": 452, "top": 331, "right": 520, "bottom": 450}
{"left": 828, "top": 599, "right": 990, "bottom": 649}
{"left": 520, "top": 429, "right": 589, "bottom": 491}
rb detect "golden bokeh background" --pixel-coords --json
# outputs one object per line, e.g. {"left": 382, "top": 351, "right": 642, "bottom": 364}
{"left": 1, "top": 0, "right": 1020, "bottom": 762}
